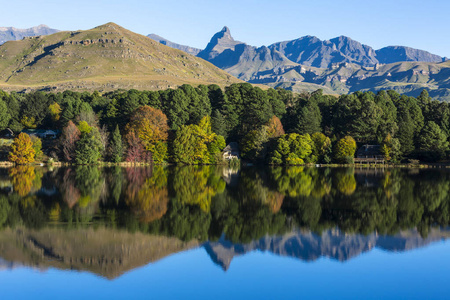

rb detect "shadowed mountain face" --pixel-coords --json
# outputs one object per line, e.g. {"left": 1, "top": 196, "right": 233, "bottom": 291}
{"left": 376, "top": 46, "right": 445, "bottom": 65}
{"left": 148, "top": 33, "right": 201, "bottom": 56}
{"left": 204, "top": 228, "right": 450, "bottom": 270}
{"left": 0, "top": 25, "right": 59, "bottom": 45}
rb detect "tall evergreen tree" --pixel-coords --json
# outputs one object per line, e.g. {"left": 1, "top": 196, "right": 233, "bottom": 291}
{"left": 396, "top": 104, "right": 415, "bottom": 156}
{"left": 211, "top": 110, "right": 228, "bottom": 139}
{"left": 293, "top": 99, "right": 322, "bottom": 135}
{"left": 351, "top": 93, "right": 382, "bottom": 143}
{"left": 418, "top": 121, "right": 449, "bottom": 161}
{"left": 109, "top": 125, "right": 124, "bottom": 163}
{"left": 0, "top": 99, "right": 11, "bottom": 131}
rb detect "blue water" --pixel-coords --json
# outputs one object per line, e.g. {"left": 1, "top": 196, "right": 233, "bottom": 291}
{"left": 1, "top": 240, "right": 449, "bottom": 300}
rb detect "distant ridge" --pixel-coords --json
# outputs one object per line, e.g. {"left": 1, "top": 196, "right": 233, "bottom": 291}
{"left": 204, "top": 228, "right": 450, "bottom": 270}
{"left": 0, "top": 24, "right": 59, "bottom": 45}
{"left": 150, "top": 27, "right": 450, "bottom": 101}
{"left": 148, "top": 33, "right": 201, "bottom": 56}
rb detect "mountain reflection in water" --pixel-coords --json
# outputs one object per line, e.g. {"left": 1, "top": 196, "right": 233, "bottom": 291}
{"left": 0, "top": 165, "right": 449, "bottom": 279}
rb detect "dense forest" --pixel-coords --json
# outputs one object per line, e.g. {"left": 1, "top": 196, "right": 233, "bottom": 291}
{"left": 0, "top": 83, "right": 449, "bottom": 164}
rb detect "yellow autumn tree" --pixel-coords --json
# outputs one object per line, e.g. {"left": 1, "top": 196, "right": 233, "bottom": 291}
{"left": 336, "top": 173, "right": 356, "bottom": 195}
{"left": 20, "top": 116, "right": 37, "bottom": 129}
{"left": 334, "top": 136, "right": 357, "bottom": 164}
{"left": 9, "top": 133, "right": 35, "bottom": 164}
{"left": 9, "top": 166, "right": 36, "bottom": 197}
{"left": 49, "top": 102, "right": 62, "bottom": 122}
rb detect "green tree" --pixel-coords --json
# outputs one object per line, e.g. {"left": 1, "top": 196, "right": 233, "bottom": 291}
{"left": 109, "top": 125, "right": 124, "bottom": 163}
{"left": 0, "top": 196, "right": 11, "bottom": 227}
{"left": 293, "top": 98, "right": 322, "bottom": 135}
{"left": 311, "top": 132, "right": 332, "bottom": 163}
{"left": 381, "top": 134, "right": 401, "bottom": 163}
{"left": 266, "top": 88, "right": 286, "bottom": 118}
{"left": 396, "top": 101, "right": 415, "bottom": 156}
{"left": 166, "top": 88, "right": 190, "bottom": 130}
{"left": 172, "top": 116, "right": 224, "bottom": 164}
{"left": 375, "top": 91, "right": 398, "bottom": 143}
{"left": 241, "top": 126, "right": 270, "bottom": 161}
{"left": 0, "top": 99, "right": 11, "bottom": 130}
{"left": 31, "top": 136, "right": 43, "bottom": 161}
{"left": 334, "top": 136, "right": 356, "bottom": 164}
{"left": 418, "top": 121, "right": 449, "bottom": 161}
{"left": 332, "top": 93, "right": 361, "bottom": 137}
{"left": 211, "top": 110, "right": 227, "bottom": 138}
{"left": 75, "top": 133, "right": 101, "bottom": 164}
{"left": 269, "top": 133, "right": 314, "bottom": 165}
{"left": 352, "top": 92, "right": 382, "bottom": 143}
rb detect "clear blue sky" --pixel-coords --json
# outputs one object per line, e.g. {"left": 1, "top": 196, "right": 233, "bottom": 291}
{"left": 2, "top": 0, "right": 449, "bottom": 57}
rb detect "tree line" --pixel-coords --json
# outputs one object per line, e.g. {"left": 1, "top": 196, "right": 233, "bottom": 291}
{"left": 0, "top": 84, "right": 448, "bottom": 164}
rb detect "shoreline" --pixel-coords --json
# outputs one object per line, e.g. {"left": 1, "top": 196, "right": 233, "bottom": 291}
{"left": 1, "top": 161, "right": 450, "bottom": 169}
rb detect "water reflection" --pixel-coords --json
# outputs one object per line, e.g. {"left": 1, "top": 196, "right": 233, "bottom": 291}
{"left": 0, "top": 165, "right": 449, "bottom": 278}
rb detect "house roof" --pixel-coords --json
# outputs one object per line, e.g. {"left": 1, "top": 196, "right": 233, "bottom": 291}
{"left": 356, "top": 145, "right": 382, "bottom": 157}
{"left": 223, "top": 142, "right": 239, "bottom": 152}
{"left": 22, "top": 129, "right": 59, "bottom": 134}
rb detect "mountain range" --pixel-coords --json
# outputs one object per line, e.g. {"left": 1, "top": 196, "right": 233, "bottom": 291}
{"left": 149, "top": 27, "right": 450, "bottom": 101}
{"left": 1, "top": 23, "right": 449, "bottom": 100}
{"left": 1, "top": 227, "right": 448, "bottom": 278}
{"left": 205, "top": 228, "right": 450, "bottom": 270}
{"left": 0, "top": 23, "right": 240, "bottom": 92}
{"left": 0, "top": 25, "right": 59, "bottom": 45}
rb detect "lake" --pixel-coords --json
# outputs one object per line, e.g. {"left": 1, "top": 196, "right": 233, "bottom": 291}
{"left": 0, "top": 165, "right": 449, "bottom": 299}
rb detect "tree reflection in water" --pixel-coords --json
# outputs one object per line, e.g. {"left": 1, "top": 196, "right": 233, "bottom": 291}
{"left": 0, "top": 165, "right": 449, "bottom": 278}
{"left": 0, "top": 166, "right": 448, "bottom": 242}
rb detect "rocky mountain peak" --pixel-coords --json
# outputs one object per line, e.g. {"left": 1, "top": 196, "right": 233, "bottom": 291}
{"left": 198, "top": 26, "right": 241, "bottom": 61}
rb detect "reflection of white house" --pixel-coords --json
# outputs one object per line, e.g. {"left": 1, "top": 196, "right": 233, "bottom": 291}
{"left": 222, "top": 142, "right": 240, "bottom": 160}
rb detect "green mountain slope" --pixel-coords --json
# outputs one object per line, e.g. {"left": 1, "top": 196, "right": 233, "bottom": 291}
{"left": 0, "top": 23, "right": 241, "bottom": 92}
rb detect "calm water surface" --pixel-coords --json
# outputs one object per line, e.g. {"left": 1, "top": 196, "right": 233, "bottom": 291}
{"left": 0, "top": 166, "right": 449, "bottom": 299}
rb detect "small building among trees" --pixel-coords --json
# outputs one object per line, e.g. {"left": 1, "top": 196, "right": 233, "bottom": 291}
{"left": 22, "top": 129, "right": 59, "bottom": 139}
{"left": 223, "top": 142, "right": 240, "bottom": 160}
{"left": 355, "top": 144, "right": 384, "bottom": 163}
{"left": 0, "top": 128, "right": 14, "bottom": 139}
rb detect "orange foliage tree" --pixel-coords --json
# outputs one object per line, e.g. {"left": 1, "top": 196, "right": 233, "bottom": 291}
{"left": 60, "top": 121, "right": 81, "bottom": 162}
{"left": 8, "top": 133, "right": 35, "bottom": 164}
{"left": 126, "top": 106, "right": 169, "bottom": 163}
{"left": 266, "top": 115, "right": 285, "bottom": 138}
{"left": 125, "top": 167, "right": 169, "bottom": 222}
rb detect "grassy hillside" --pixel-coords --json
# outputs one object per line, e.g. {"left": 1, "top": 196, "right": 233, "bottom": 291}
{"left": 0, "top": 23, "right": 241, "bottom": 92}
